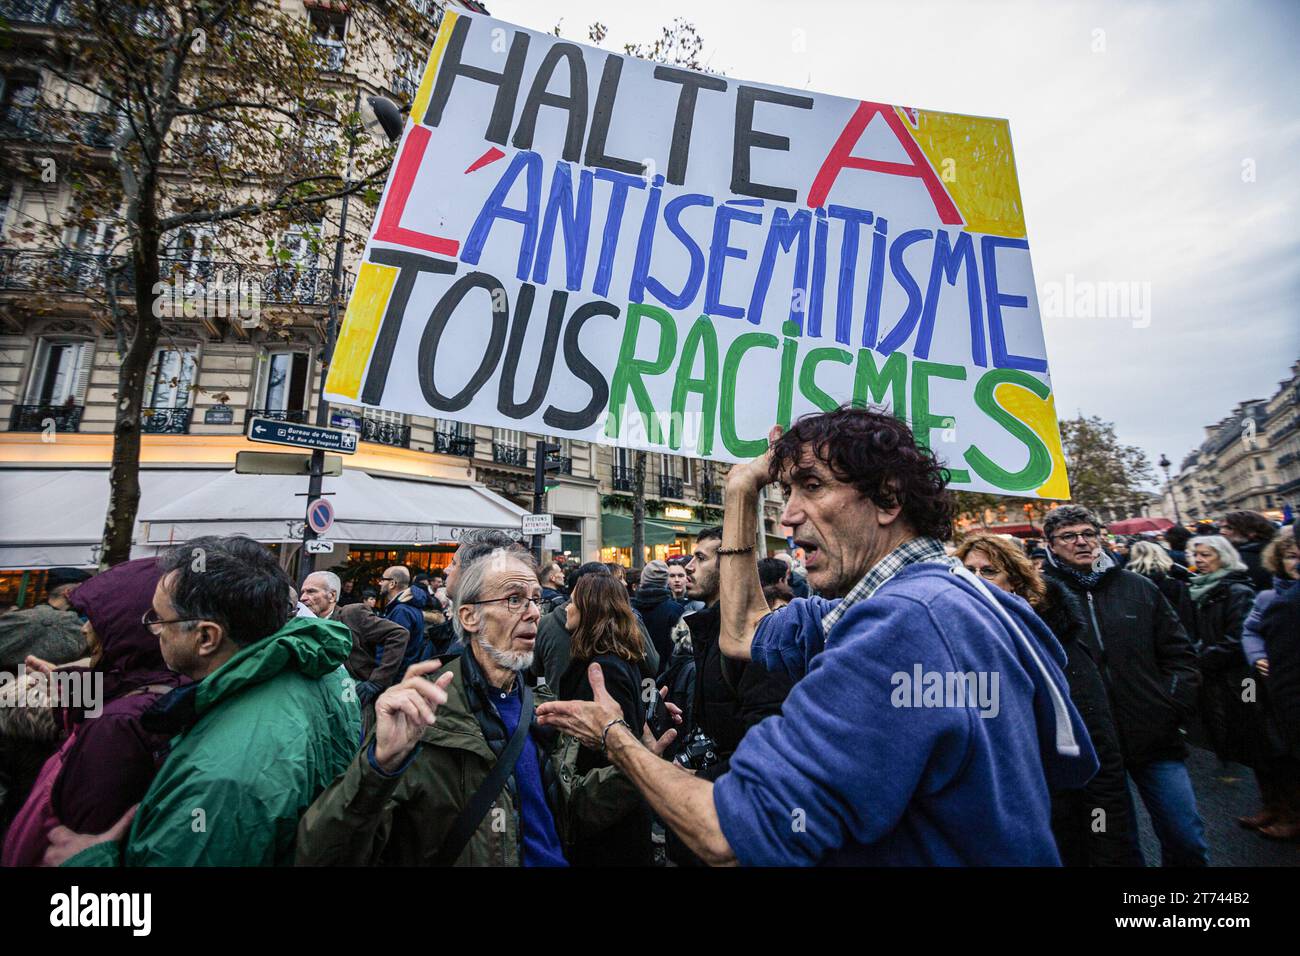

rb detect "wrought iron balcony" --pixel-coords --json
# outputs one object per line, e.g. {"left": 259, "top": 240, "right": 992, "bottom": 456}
{"left": 245, "top": 408, "right": 310, "bottom": 425}
{"left": 611, "top": 465, "right": 634, "bottom": 492}
{"left": 659, "top": 475, "right": 684, "bottom": 499}
{"left": 547, "top": 454, "right": 573, "bottom": 475}
{"left": 433, "top": 431, "right": 475, "bottom": 457}
{"left": 358, "top": 417, "right": 410, "bottom": 449}
{"left": 701, "top": 486, "right": 723, "bottom": 505}
{"left": 9, "top": 403, "right": 82, "bottom": 432}
{"left": 492, "top": 442, "right": 527, "bottom": 467}
{"left": 1, "top": 104, "right": 122, "bottom": 148}
{"left": 0, "top": 0, "right": 77, "bottom": 26}
{"left": 141, "top": 407, "right": 192, "bottom": 434}
{"left": 0, "top": 249, "right": 350, "bottom": 306}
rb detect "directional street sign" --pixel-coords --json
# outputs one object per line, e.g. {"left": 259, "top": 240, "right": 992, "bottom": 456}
{"left": 236, "top": 451, "right": 343, "bottom": 476}
{"left": 304, "top": 539, "right": 334, "bottom": 554}
{"left": 522, "top": 513, "right": 554, "bottom": 536}
{"left": 246, "top": 417, "right": 358, "bottom": 455}
{"left": 306, "top": 497, "right": 335, "bottom": 535}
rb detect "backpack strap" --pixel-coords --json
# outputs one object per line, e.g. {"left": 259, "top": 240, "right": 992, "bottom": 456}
{"left": 430, "top": 683, "right": 534, "bottom": 866}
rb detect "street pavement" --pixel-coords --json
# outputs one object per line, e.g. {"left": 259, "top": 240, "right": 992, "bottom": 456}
{"left": 1132, "top": 745, "right": 1298, "bottom": 866}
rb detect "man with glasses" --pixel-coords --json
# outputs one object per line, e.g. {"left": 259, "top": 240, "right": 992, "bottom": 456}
{"left": 1040, "top": 505, "right": 1207, "bottom": 866}
{"left": 44, "top": 536, "right": 360, "bottom": 866}
{"left": 297, "top": 547, "right": 672, "bottom": 866}
{"left": 379, "top": 565, "right": 427, "bottom": 672}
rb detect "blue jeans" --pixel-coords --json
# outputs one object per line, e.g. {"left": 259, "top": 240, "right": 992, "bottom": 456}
{"left": 1126, "top": 760, "right": 1209, "bottom": 866}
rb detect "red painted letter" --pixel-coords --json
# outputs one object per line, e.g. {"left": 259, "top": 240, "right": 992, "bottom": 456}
{"left": 807, "top": 101, "right": 961, "bottom": 225}
{"left": 373, "top": 125, "right": 461, "bottom": 256}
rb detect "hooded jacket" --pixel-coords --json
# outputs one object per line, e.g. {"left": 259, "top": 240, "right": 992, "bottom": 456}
{"left": 1042, "top": 561, "right": 1201, "bottom": 767}
{"left": 295, "top": 650, "right": 637, "bottom": 866}
{"left": 1, "top": 559, "right": 187, "bottom": 866}
{"left": 630, "top": 586, "right": 685, "bottom": 671}
{"left": 61, "top": 617, "right": 360, "bottom": 866}
{"left": 385, "top": 587, "right": 428, "bottom": 672}
{"left": 715, "top": 562, "right": 1098, "bottom": 865}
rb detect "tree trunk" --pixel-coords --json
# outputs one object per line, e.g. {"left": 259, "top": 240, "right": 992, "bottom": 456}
{"left": 631, "top": 450, "right": 647, "bottom": 568}
{"left": 100, "top": 206, "right": 161, "bottom": 568}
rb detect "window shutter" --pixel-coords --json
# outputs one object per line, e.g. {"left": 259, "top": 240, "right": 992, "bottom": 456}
{"left": 25, "top": 339, "right": 50, "bottom": 403}
{"left": 71, "top": 341, "right": 94, "bottom": 405}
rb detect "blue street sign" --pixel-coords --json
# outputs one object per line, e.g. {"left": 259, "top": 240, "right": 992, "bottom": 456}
{"left": 246, "top": 417, "right": 359, "bottom": 454}
{"left": 306, "top": 497, "right": 334, "bottom": 535}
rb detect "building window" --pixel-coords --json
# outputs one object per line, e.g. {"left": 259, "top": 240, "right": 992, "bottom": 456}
{"left": 259, "top": 350, "right": 310, "bottom": 416}
{"left": 27, "top": 339, "right": 93, "bottom": 407}
{"left": 307, "top": 8, "right": 347, "bottom": 70}
{"left": 146, "top": 348, "right": 197, "bottom": 408}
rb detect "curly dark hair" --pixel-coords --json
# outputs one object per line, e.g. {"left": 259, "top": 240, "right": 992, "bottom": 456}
{"left": 1222, "top": 510, "right": 1276, "bottom": 544}
{"left": 768, "top": 405, "right": 954, "bottom": 541}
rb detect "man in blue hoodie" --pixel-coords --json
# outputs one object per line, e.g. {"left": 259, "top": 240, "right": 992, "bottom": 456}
{"left": 379, "top": 566, "right": 427, "bottom": 671}
{"left": 538, "top": 407, "right": 1098, "bottom": 865}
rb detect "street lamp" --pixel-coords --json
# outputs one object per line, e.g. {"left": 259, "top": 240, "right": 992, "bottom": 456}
{"left": 1159, "top": 453, "right": 1182, "bottom": 525}
{"left": 299, "top": 94, "right": 404, "bottom": 583}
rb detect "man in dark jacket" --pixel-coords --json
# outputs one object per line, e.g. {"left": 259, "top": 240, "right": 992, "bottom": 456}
{"left": 1042, "top": 505, "right": 1208, "bottom": 866}
{"left": 379, "top": 566, "right": 427, "bottom": 671}
{"left": 630, "top": 560, "right": 684, "bottom": 670}
{"left": 685, "top": 529, "right": 793, "bottom": 766}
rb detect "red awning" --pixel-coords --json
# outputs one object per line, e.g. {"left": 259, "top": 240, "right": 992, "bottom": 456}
{"left": 1107, "top": 517, "right": 1174, "bottom": 534}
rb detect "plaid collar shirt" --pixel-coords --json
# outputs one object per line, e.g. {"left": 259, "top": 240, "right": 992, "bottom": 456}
{"left": 819, "top": 536, "right": 952, "bottom": 638}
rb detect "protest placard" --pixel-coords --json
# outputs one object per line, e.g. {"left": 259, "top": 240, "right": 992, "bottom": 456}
{"left": 324, "top": 10, "right": 1069, "bottom": 498}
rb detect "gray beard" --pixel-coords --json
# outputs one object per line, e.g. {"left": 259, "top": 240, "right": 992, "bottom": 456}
{"left": 476, "top": 637, "right": 534, "bottom": 673}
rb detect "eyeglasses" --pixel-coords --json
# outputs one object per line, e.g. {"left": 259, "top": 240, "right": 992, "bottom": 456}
{"left": 1052, "top": 530, "right": 1100, "bottom": 544}
{"left": 465, "top": 594, "right": 542, "bottom": 614}
{"left": 141, "top": 607, "right": 198, "bottom": 634}
{"left": 966, "top": 565, "right": 1003, "bottom": 579}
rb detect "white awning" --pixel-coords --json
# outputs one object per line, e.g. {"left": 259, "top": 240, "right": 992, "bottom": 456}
{"left": 0, "top": 468, "right": 218, "bottom": 569}
{"left": 0, "top": 467, "right": 535, "bottom": 568}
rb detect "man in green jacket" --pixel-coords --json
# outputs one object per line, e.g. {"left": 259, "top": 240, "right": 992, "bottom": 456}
{"left": 45, "top": 536, "right": 361, "bottom": 867}
{"left": 296, "top": 547, "right": 674, "bottom": 866}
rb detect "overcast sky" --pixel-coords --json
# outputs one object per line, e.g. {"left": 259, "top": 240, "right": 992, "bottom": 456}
{"left": 488, "top": 0, "right": 1300, "bottom": 480}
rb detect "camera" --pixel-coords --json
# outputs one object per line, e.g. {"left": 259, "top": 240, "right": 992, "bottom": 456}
{"left": 672, "top": 727, "right": 720, "bottom": 771}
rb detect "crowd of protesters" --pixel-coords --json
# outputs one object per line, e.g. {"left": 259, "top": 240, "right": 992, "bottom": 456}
{"left": 0, "top": 406, "right": 1296, "bottom": 866}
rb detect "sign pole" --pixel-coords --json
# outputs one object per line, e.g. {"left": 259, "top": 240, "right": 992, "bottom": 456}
{"left": 301, "top": 89, "right": 361, "bottom": 586}
{"left": 532, "top": 439, "right": 546, "bottom": 564}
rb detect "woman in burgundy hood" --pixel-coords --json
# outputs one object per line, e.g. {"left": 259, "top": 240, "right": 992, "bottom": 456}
{"left": 2, "top": 557, "right": 187, "bottom": 866}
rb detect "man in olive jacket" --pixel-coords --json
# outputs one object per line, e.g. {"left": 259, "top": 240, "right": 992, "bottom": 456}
{"left": 296, "top": 548, "right": 671, "bottom": 866}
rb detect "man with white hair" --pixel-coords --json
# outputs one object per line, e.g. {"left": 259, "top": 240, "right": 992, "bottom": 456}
{"left": 300, "top": 571, "right": 342, "bottom": 618}
{"left": 295, "top": 548, "right": 675, "bottom": 866}
{"left": 301, "top": 571, "right": 409, "bottom": 712}
{"left": 1041, "top": 503, "right": 1207, "bottom": 866}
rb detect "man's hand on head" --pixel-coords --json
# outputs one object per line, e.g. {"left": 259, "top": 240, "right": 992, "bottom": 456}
{"left": 726, "top": 425, "right": 782, "bottom": 496}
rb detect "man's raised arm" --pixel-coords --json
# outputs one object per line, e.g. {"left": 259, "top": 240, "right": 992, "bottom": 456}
{"left": 719, "top": 427, "right": 781, "bottom": 662}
